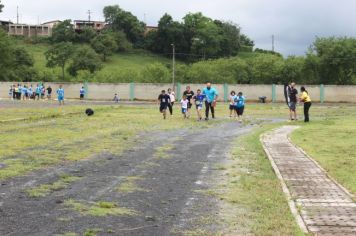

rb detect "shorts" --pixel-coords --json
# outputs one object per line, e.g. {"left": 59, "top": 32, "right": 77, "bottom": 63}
{"left": 288, "top": 102, "right": 296, "bottom": 111}
{"left": 80, "top": 94, "right": 84, "bottom": 99}
{"left": 58, "top": 96, "right": 64, "bottom": 101}
{"left": 160, "top": 104, "right": 168, "bottom": 112}
{"left": 196, "top": 104, "right": 203, "bottom": 110}
{"left": 188, "top": 102, "right": 192, "bottom": 109}
{"left": 182, "top": 108, "right": 187, "bottom": 114}
{"left": 236, "top": 106, "right": 244, "bottom": 116}
{"left": 229, "top": 104, "right": 235, "bottom": 110}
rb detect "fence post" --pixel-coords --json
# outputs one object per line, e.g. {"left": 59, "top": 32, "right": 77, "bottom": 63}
{"left": 177, "top": 83, "right": 182, "bottom": 100}
{"left": 84, "top": 81, "right": 89, "bottom": 99}
{"left": 130, "top": 82, "right": 135, "bottom": 101}
{"left": 272, "top": 84, "right": 276, "bottom": 103}
{"left": 224, "top": 83, "right": 228, "bottom": 102}
{"left": 320, "top": 84, "right": 324, "bottom": 104}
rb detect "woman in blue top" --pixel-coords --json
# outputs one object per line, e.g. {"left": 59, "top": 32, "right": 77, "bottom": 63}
{"left": 235, "top": 92, "right": 245, "bottom": 122}
{"left": 202, "top": 82, "right": 219, "bottom": 120}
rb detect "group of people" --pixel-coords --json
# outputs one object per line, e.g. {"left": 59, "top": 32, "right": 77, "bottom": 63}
{"left": 287, "top": 82, "right": 312, "bottom": 122}
{"left": 9, "top": 84, "right": 53, "bottom": 101}
{"left": 158, "top": 82, "right": 245, "bottom": 121}
{"left": 8, "top": 84, "right": 90, "bottom": 106}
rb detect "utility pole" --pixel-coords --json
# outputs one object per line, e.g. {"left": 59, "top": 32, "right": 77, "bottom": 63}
{"left": 272, "top": 34, "right": 275, "bottom": 52}
{"left": 16, "top": 6, "right": 19, "bottom": 24}
{"left": 171, "top": 44, "right": 176, "bottom": 91}
{"left": 87, "top": 10, "right": 92, "bottom": 22}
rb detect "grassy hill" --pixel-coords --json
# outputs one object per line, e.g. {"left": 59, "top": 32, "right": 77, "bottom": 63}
{"left": 17, "top": 39, "right": 258, "bottom": 83}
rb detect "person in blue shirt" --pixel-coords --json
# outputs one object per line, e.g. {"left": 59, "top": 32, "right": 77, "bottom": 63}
{"left": 35, "top": 84, "right": 42, "bottom": 100}
{"left": 235, "top": 92, "right": 246, "bottom": 122}
{"left": 57, "top": 85, "right": 65, "bottom": 105}
{"left": 22, "top": 85, "right": 28, "bottom": 100}
{"left": 202, "top": 82, "right": 219, "bottom": 120}
{"left": 80, "top": 87, "right": 85, "bottom": 100}
{"left": 192, "top": 89, "right": 206, "bottom": 121}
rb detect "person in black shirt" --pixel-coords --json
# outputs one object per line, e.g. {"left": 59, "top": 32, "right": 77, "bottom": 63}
{"left": 288, "top": 82, "right": 298, "bottom": 121}
{"left": 158, "top": 90, "right": 171, "bottom": 119}
{"left": 46, "top": 86, "right": 53, "bottom": 100}
{"left": 183, "top": 86, "right": 194, "bottom": 118}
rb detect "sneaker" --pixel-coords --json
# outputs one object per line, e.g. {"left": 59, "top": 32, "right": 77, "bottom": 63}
{"left": 205, "top": 117, "right": 209, "bottom": 121}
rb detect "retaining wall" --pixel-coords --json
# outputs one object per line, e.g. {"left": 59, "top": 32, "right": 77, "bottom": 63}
{"left": 1, "top": 82, "right": 356, "bottom": 103}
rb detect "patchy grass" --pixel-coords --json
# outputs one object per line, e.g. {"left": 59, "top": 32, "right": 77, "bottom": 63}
{"left": 64, "top": 200, "right": 136, "bottom": 217}
{"left": 117, "top": 176, "right": 147, "bottom": 193}
{"left": 0, "top": 105, "right": 223, "bottom": 180}
{"left": 26, "top": 175, "right": 81, "bottom": 198}
{"left": 214, "top": 124, "right": 306, "bottom": 236}
{"left": 154, "top": 144, "right": 174, "bottom": 159}
{"left": 291, "top": 116, "right": 356, "bottom": 195}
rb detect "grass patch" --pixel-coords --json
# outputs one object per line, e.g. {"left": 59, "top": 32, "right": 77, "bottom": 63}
{"left": 215, "top": 124, "right": 306, "bottom": 235}
{"left": 154, "top": 144, "right": 174, "bottom": 159}
{"left": 291, "top": 117, "right": 356, "bottom": 195}
{"left": 26, "top": 175, "right": 81, "bottom": 198}
{"left": 117, "top": 176, "right": 147, "bottom": 193}
{"left": 64, "top": 200, "right": 136, "bottom": 217}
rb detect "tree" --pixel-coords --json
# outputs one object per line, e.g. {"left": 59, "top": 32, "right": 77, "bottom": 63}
{"left": 68, "top": 45, "right": 102, "bottom": 77}
{"left": 281, "top": 56, "right": 305, "bottom": 84}
{"left": 215, "top": 20, "right": 241, "bottom": 57}
{"left": 51, "top": 20, "right": 76, "bottom": 43}
{"left": 248, "top": 54, "right": 284, "bottom": 84}
{"left": 91, "top": 33, "right": 118, "bottom": 61}
{"left": 76, "top": 26, "right": 97, "bottom": 43}
{"left": 310, "top": 37, "right": 356, "bottom": 84}
{"left": 184, "top": 13, "right": 223, "bottom": 59}
{"left": 141, "top": 63, "right": 170, "bottom": 83}
{"left": 103, "top": 5, "right": 145, "bottom": 45}
{"left": 45, "top": 42, "right": 74, "bottom": 80}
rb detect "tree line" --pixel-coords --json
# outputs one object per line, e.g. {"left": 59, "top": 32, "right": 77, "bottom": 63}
{"left": 0, "top": 2, "right": 355, "bottom": 84}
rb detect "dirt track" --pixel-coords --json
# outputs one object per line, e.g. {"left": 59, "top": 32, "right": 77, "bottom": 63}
{"left": 0, "top": 120, "right": 254, "bottom": 235}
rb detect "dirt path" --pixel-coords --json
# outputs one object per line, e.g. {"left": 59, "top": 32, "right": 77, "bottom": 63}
{"left": 262, "top": 126, "right": 356, "bottom": 236}
{"left": 0, "top": 121, "right": 253, "bottom": 236}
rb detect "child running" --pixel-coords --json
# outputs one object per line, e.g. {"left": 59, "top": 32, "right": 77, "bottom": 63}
{"left": 158, "top": 90, "right": 171, "bottom": 119}
{"left": 57, "top": 85, "right": 65, "bottom": 106}
{"left": 229, "top": 91, "right": 237, "bottom": 118}
{"left": 235, "top": 92, "right": 245, "bottom": 122}
{"left": 181, "top": 95, "right": 189, "bottom": 119}
{"left": 192, "top": 89, "right": 206, "bottom": 121}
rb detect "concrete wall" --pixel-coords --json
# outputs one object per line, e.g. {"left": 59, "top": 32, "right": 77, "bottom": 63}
{"left": 1, "top": 82, "right": 356, "bottom": 103}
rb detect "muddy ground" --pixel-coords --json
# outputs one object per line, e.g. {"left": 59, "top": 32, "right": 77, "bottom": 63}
{"left": 0, "top": 114, "right": 255, "bottom": 235}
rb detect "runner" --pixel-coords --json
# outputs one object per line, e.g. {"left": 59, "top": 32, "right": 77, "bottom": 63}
{"left": 299, "top": 86, "right": 312, "bottom": 122}
{"left": 80, "top": 87, "right": 85, "bottom": 100}
{"left": 57, "top": 85, "right": 65, "bottom": 106}
{"left": 235, "top": 92, "right": 246, "bottom": 122}
{"left": 180, "top": 95, "right": 189, "bottom": 119}
{"left": 202, "top": 82, "right": 219, "bottom": 120}
{"left": 158, "top": 90, "right": 171, "bottom": 120}
{"left": 113, "top": 93, "right": 120, "bottom": 103}
{"left": 35, "top": 84, "right": 41, "bottom": 101}
{"left": 192, "top": 89, "right": 206, "bottom": 121}
{"left": 167, "top": 88, "right": 176, "bottom": 116}
{"left": 41, "top": 85, "right": 46, "bottom": 99}
{"left": 288, "top": 82, "right": 298, "bottom": 121}
{"left": 229, "top": 91, "right": 237, "bottom": 118}
{"left": 183, "top": 86, "right": 194, "bottom": 118}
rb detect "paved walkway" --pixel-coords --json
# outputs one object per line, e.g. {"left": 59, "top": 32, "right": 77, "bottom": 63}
{"left": 262, "top": 126, "right": 356, "bottom": 236}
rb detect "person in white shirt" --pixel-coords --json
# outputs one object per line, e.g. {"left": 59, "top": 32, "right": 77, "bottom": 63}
{"left": 167, "top": 88, "right": 176, "bottom": 116}
{"left": 181, "top": 95, "right": 189, "bottom": 119}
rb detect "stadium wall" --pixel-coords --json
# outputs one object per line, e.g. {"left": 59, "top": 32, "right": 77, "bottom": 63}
{"left": 1, "top": 82, "right": 356, "bottom": 103}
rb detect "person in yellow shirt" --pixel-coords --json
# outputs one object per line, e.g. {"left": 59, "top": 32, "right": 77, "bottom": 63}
{"left": 299, "top": 86, "right": 312, "bottom": 122}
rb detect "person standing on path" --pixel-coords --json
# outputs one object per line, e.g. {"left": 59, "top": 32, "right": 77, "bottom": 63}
{"left": 229, "top": 91, "right": 237, "bottom": 118}
{"left": 46, "top": 86, "right": 52, "bottom": 100}
{"left": 235, "top": 92, "right": 246, "bottom": 122}
{"left": 158, "top": 90, "right": 171, "bottom": 120}
{"left": 299, "top": 86, "right": 312, "bottom": 122}
{"left": 80, "top": 87, "right": 86, "bottom": 100}
{"left": 288, "top": 82, "right": 298, "bottom": 121}
{"left": 202, "top": 82, "right": 219, "bottom": 120}
{"left": 167, "top": 88, "right": 176, "bottom": 116}
{"left": 183, "top": 86, "right": 194, "bottom": 118}
{"left": 57, "top": 85, "right": 65, "bottom": 106}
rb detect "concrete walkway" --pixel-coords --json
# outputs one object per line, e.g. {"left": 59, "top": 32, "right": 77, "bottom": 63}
{"left": 262, "top": 126, "right": 356, "bottom": 236}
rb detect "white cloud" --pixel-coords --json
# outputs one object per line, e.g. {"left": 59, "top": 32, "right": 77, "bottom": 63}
{"left": 1, "top": 0, "right": 355, "bottom": 56}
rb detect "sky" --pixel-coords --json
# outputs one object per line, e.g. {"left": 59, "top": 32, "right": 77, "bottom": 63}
{"left": 1, "top": 0, "right": 356, "bottom": 56}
